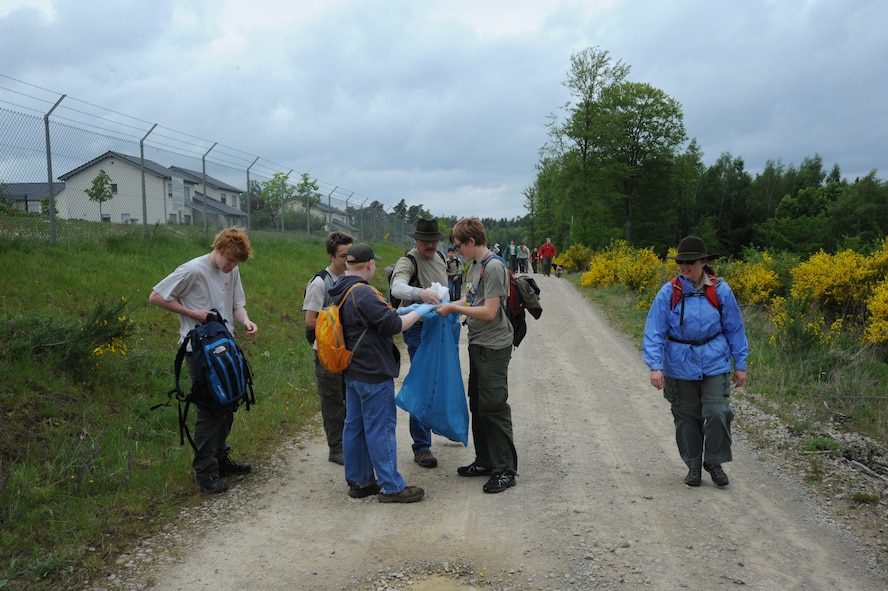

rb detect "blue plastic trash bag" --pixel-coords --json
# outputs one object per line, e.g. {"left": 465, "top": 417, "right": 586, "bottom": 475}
{"left": 395, "top": 312, "right": 468, "bottom": 446}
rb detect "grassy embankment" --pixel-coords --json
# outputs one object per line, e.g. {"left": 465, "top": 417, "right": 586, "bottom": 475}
{"left": 0, "top": 223, "right": 407, "bottom": 590}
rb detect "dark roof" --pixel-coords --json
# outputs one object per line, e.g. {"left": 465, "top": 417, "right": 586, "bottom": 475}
{"left": 57, "top": 150, "right": 173, "bottom": 181}
{"left": 3, "top": 182, "right": 65, "bottom": 201}
{"left": 192, "top": 192, "right": 247, "bottom": 218}
{"left": 329, "top": 218, "right": 358, "bottom": 232}
{"left": 169, "top": 166, "right": 243, "bottom": 193}
{"left": 316, "top": 201, "right": 347, "bottom": 215}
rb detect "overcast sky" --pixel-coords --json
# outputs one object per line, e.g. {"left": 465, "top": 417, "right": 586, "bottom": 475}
{"left": 1, "top": 0, "right": 886, "bottom": 220}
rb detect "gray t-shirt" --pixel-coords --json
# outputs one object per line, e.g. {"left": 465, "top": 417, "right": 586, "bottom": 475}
{"left": 465, "top": 255, "right": 513, "bottom": 349}
{"left": 152, "top": 253, "right": 246, "bottom": 344}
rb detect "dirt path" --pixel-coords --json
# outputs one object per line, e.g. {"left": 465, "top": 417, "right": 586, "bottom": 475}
{"left": 96, "top": 276, "right": 887, "bottom": 591}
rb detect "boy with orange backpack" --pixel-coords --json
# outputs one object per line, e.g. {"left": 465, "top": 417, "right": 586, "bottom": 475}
{"left": 328, "top": 243, "right": 437, "bottom": 503}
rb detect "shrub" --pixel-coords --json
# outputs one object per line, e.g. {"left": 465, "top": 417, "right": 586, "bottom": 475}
{"left": 555, "top": 244, "right": 592, "bottom": 273}
{"left": 723, "top": 253, "right": 782, "bottom": 308}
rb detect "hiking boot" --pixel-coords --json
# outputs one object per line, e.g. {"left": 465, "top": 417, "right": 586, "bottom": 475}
{"left": 217, "top": 452, "right": 251, "bottom": 477}
{"left": 348, "top": 482, "right": 381, "bottom": 499}
{"left": 704, "top": 463, "right": 729, "bottom": 487}
{"left": 378, "top": 485, "right": 425, "bottom": 503}
{"left": 457, "top": 462, "right": 492, "bottom": 477}
{"left": 414, "top": 450, "right": 438, "bottom": 468}
{"left": 198, "top": 475, "right": 229, "bottom": 494}
{"left": 684, "top": 468, "right": 702, "bottom": 487}
{"left": 328, "top": 451, "right": 344, "bottom": 465}
{"left": 483, "top": 471, "right": 516, "bottom": 494}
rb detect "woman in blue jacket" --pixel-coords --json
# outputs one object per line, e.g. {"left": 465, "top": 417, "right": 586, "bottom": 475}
{"left": 643, "top": 237, "right": 748, "bottom": 488}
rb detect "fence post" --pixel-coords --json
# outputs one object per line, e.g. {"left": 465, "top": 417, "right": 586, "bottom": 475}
{"left": 44, "top": 94, "right": 65, "bottom": 246}
{"left": 202, "top": 143, "right": 217, "bottom": 237}
{"left": 140, "top": 123, "right": 157, "bottom": 238}
{"left": 246, "top": 157, "right": 259, "bottom": 235}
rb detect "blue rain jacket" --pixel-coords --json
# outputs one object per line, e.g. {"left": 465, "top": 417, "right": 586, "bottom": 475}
{"left": 642, "top": 275, "right": 748, "bottom": 381}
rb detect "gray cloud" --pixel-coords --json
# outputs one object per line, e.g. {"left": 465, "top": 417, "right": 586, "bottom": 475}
{"left": 2, "top": 0, "right": 885, "bottom": 219}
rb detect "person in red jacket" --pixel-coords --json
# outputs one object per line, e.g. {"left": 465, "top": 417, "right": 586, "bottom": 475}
{"left": 538, "top": 237, "right": 557, "bottom": 277}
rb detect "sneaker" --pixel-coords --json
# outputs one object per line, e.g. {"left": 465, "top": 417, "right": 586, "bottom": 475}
{"left": 684, "top": 468, "right": 702, "bottom": 487}
{"left": 217, "top": 452, "right": 251, "bottom": 477}
{"left": 378, "top": 485, "right": 425, "bottom": 503}
{"left": 198, "top": 475, "right": 229, "bottom": 494}
{"left": 457, "top": 462, "right": 492, "bottom": 477}
{"left": 414, "top": 450, "right": 438, "bottom": 468}
{"left": 704, "top": 463, "right": 729, "bottom": 487}
{"left": 348, "top": 482, "right": 381, "bottom": 499}
{"left": 328, "top": 451, "right": 344, "bottom": 465}
{"left": 483, "top": 471, "right": 516, "bottom": 493}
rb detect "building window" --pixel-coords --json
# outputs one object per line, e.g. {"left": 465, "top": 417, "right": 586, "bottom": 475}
{"left": 220, "top": 193, "right": 226, "bottom": 205}
{"left": 111, "top": 183, "right": 118, "bottom": 194}
{"left": 101, "top": 214, "right": 111, "bottom": 223}
{"left": 168, "top": 212, "right": 178, "bottom": 224}
{"left": 121, "top": 213, "right": 131, "bottom": 223}
{"left": 184, "top": 186, "right": 191, "bottom": 200}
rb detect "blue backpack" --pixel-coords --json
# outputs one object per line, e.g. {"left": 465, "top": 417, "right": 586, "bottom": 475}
{"left": 154, "top": 309, "right": 255, "bottom": 450}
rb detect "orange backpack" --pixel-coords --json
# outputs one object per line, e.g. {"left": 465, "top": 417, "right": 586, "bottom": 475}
{"left": 314, "top": 283, "right": 368, "bottom": 373}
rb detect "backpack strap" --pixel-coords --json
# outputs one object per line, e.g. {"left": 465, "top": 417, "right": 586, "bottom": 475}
{"left": 341, "top": 283, "right": 369, "bottom": 356}
{"left": 475, "top": 254, "right": 508, "bottom": 308}
{"left": 670, "top": 274, "right": 720, "bottom": 326}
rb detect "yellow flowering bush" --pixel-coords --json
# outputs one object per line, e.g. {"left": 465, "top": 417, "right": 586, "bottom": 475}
{"left": 790, "top": 249, "right": 871, "bottom": 322}
{"left": 554, "top": 244, "right": 593, "bottom": 273}
{"left": 723, "top": 254, "right": 781, "bottom": 308}
{"left": 864, "top": 280, "right": 888, "bottom": 345}
{"left": 617, "top": 246, "right": 666, "bottom": 292}
{"left": 1, "top": 296, "right": 134, "bottom": 372}
{"left": 581, "top": 240, "right": 633, "bottom": 287}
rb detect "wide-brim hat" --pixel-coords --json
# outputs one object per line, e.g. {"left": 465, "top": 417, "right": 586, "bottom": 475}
{"left": 406, "top": 218, "right": 448, "bottom": 241}
{"left": 670, "top": 236, "right": 719, "bottom": 263}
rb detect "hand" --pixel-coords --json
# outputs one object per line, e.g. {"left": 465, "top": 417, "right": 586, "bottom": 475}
{"left": 418, "top": 289, "right": 443, "bottom": 304}
{"left": 397, "top": 303, "right": 420, "bottom": 315}
{"left": 733, "top": 370, "right": 747, "bottom": 388}
{"left": 650, "top": 370, "right": 664, "bottom": 390}
{"left": 416, "top": 303, "right": 437, "bottom": 318}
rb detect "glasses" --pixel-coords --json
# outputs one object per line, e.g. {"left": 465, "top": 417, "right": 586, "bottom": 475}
{"left": 452, "top": 240, "right": 464, "bottom": 251}
{"left": 677, "top": 259, "right": 704, "bottom": 266}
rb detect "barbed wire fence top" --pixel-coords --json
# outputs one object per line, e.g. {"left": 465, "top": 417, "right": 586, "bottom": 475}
{"left": 0, "top": 74, "right": 416, "bottom": 245}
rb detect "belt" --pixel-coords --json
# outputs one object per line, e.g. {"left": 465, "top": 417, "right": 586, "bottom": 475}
{"left": 666, "top": 333, "right": 720, "bottom": 346}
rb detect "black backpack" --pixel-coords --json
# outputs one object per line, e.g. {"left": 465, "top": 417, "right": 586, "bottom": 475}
{"left": 385, "top": 251, "right": 446, "bottom": 308}
{"left": 304, "top": 269, "right": 335, "bottom": 345}
{"left": 153, "top": 309, "right": 255, "bottom": 451}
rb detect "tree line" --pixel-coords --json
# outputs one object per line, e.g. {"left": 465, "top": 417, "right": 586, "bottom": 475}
{"left": 519, "top": 46, "right": 888, "bottom": 259}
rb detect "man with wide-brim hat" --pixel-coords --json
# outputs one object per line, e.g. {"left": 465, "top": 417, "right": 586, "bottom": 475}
{"left": 390, "top": 218, "right": 448, "bottom": 469}
{"left": 669, "top": 236, "right": 719, "bottom": 263}
{"left": 406, "top": 218, "right": 449, "bottom": 241}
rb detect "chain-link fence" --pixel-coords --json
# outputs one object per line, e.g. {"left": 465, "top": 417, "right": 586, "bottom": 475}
{"left": 0, "top": 75, "right": 416, "bottom": 246}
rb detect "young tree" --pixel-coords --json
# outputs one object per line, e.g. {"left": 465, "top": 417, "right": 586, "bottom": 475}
{"left": 260, "top": 172, "right": 297, "bottom": 232}
{"left": 295, "top": 173, "right": 321, "bottom": 237}
{"left": 85, "top": 169, "right": 113, "bottom": 221}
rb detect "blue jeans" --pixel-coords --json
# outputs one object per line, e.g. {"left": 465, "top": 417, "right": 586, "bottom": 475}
{"left": 343, "top": 377, "right": 406, "bottom": 494}
{"left": 403, "top": 324, "right": 433, "bottom": 454}
{"left": 448, "top": 276, "right": 462, "bottom": 301}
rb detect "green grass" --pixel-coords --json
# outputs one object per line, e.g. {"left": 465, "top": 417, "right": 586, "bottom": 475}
{"left": 0, "top": 223, "right": 407, "bottom": 590}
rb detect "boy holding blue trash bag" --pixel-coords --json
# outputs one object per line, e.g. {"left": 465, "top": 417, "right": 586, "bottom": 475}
{"left": 436, "top": 217, "right": 518, "bottom": 494}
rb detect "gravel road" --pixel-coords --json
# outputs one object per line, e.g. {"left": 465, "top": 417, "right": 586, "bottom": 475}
{"left": 92, "top": 275, "right": 888, "bottom": 591}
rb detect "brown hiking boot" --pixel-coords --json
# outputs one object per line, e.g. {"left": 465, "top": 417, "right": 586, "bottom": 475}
{"left": 378, "top": 485, "right": 425, "bottom": 503}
